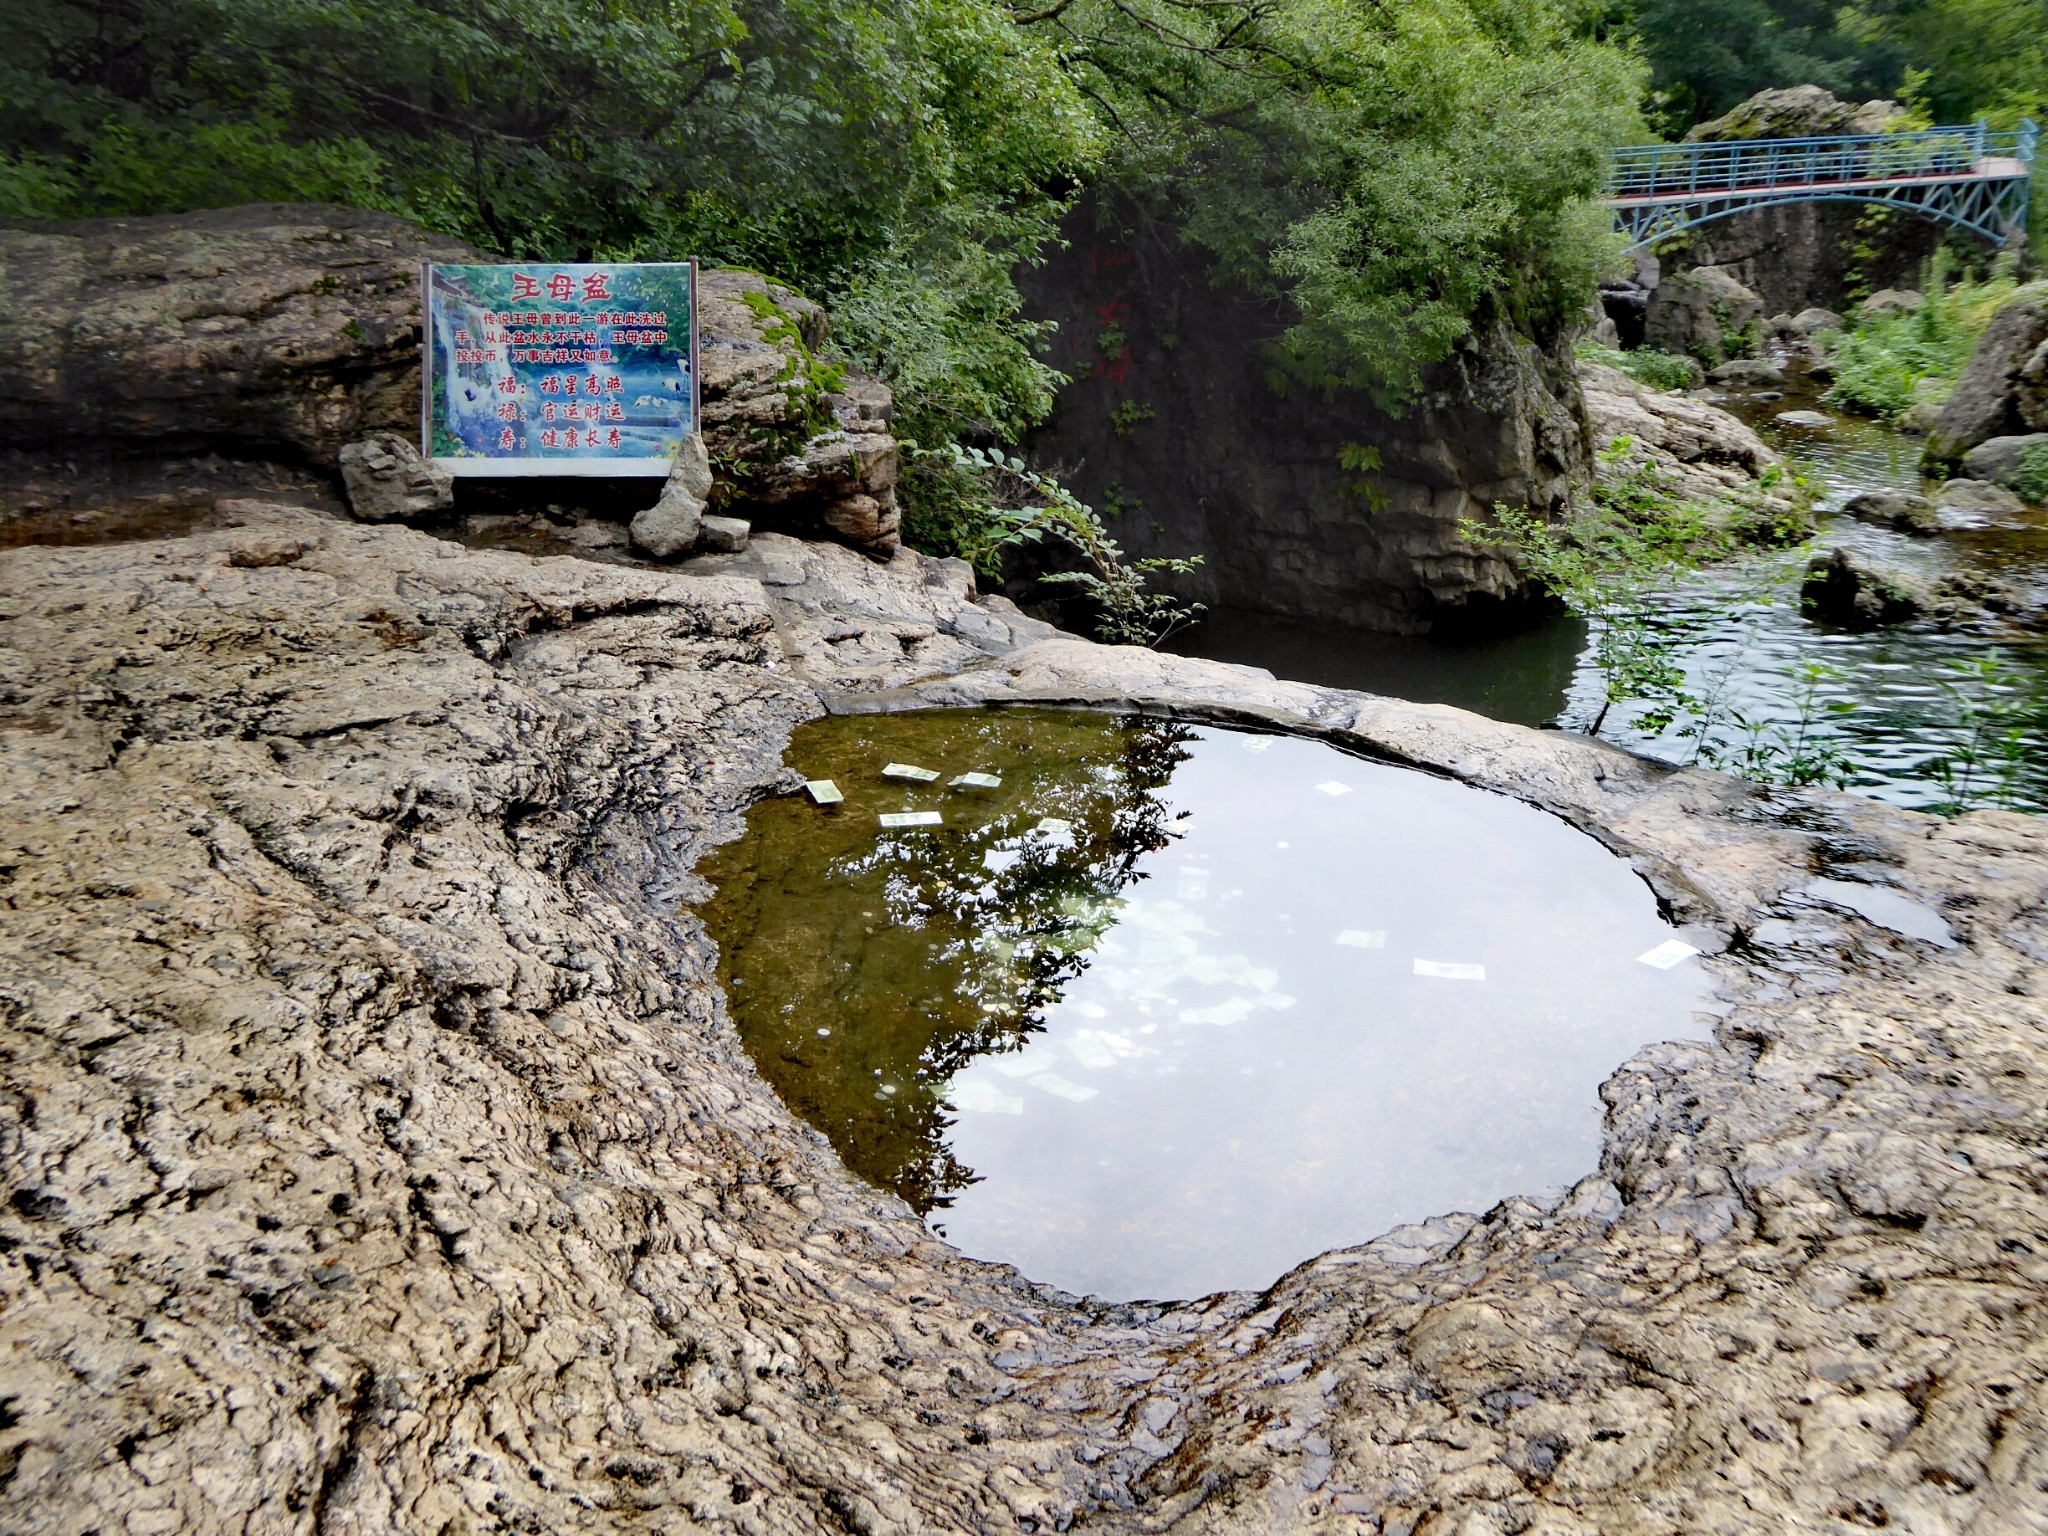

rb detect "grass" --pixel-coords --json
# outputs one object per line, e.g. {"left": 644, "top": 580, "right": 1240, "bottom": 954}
{"left": 1821, "top": 255, "right": 2045, "bottom": 421}
{"left": 1575, "top": 340, "right": 1698, "bottom": 393}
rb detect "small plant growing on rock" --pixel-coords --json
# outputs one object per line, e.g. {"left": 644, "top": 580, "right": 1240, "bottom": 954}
{"left": 907, "top": 444, "right": 1204, "bottom": 646}
{"left": 2011, "top": 441, "right": 2048, "bottom": 505}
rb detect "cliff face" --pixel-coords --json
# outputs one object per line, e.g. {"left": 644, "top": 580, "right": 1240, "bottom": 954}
{"left": 1017, "top": 218, "right": 1587, "bottom": 635}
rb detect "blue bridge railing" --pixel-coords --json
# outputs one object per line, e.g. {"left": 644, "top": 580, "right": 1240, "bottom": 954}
{"left": 1608, "top": 119, "right": 2037, "bottom": 250}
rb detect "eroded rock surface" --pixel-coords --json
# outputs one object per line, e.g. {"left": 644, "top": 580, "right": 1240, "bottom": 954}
{"left": 0, "top": 204, "right": 476, "bottom": 464}
{"left": 2, "top": 505, "right": 2046, "bottom": 1536}
{"left": 1577, "top": 361, "right": 1793, "bottom": 521}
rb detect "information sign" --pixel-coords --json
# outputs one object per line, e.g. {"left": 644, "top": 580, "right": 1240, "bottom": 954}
{"left": 422, "top": 261, "right": 698, "bottom": 476}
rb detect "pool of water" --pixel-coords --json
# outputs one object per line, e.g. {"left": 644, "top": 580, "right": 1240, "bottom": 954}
{"left": 698, "top": 708, "right": 1709, "bottom": 1301}
{"left": 1172, "top": 362, "right": 2048, "bottom": 813}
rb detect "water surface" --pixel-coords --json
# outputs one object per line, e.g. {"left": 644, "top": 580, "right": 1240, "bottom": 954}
{"left": 699, "top": 708, "right": 1708, "bottom": 1300}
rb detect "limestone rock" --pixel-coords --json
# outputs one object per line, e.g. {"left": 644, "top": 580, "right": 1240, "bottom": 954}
{"left": 338, "top": 433, "right": 454, "bottom": 523}
{"left": 1686, "top": 85, "right": 1906, "bottom": 142}
{"left": 1861, "top": 288, "right": 1923, "bottom": 320}
{"left": 698, "top": 514, "right": 752, "bottom": 553}
{"left": 629, "top": 449, "right": 708, "bottom": 558}
{"left": 5, "top": 505, "right": 2048, "bottom": 1535}
{"left": 1646, "top": 268, "right": 1766, "bottom": 364}
{"left": 1841, "top": 489, "right": 1939, "bottom": 534}
{"left": 1937, "top": 476, "right": 2028, "bottom": 519}
{"left": 0, "top": 204, "right": 478, "bottom": 464}
{"left": 1774, "top": 409, "right": 1834, "bottom": 428}
{"left": 1924, "top": 284, "right": 2048, "bottom": 464}
{"left": 1800, "top": 546, "right": 1925, "bottom": 627}
{"left": 1578, "top": 361, "right": 1790, "bottom": 519}
{"left": 1960, "top": 432, "right": 2048, "bottom": 496}
{"left": 1708, "top": 358, "right": 1786, "bottom": 387}
{"left": 1790, "top": 306, "right": 1845, "bottom": 336}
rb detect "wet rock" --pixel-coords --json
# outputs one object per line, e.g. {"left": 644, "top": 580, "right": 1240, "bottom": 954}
{"left": 1578, "top": 362, "right": 1792, "bottom": 521}
{"left": 1860, "top": 288, "right": 1923, "bottom": 320}
{"left": 1685, "top": 84, "right": 1906, "bottom": 142}
{"left": 1800, "top": 547, "right": 1925, "bottom": 627}
{"left": 1708, "top": 358, "right": 1787, "bottom": 387}
{"left": 1937, "top": 476, "right": 2029, "bottom": 521}
{"left": 338, "top": 433, "right": 454, "bottom": 523}
{"left": 1924, "top": 283, "right": 2048, "bottom": 464}
{"left": 0, "top": 205, "right": 478, "bottom": 464}
{"left": 5, "top": 505, "right": 2048, "bottom": 1536}
{"left": 629, "top": 433, "right": 712, "bottom": 558}
{"left": 698, "top": 514, "right": 752, "bottom": 553}
{"left": 1646, "top": 268, "right": 1766, "bottom": 365}
{"left": 1841, "top": 489, "right": 1939, "bottom": 534}
{"left": 1790, "top": 307, "right": 1845, "bottom": 337}
{"left": 1774, "top": 409, "right": 1834, "bottom": 428}
{"left": 1767, "top": 312, "right": 1797, "bottom": 337}
{"left": 1960, "top": 432, "right": 2048, "bottom": 497}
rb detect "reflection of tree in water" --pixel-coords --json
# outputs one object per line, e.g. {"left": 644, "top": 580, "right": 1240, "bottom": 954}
{"left": 698, "top": 710, "right": 1194, "bottom": 1213}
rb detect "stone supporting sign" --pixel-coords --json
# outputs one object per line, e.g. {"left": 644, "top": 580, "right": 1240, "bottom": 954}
{"left": 422, "top": 260, "right": 699, "bottom": 476}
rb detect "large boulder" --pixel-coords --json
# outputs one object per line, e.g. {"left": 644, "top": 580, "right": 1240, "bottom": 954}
{"left": 692, "top": 267, "right": 903, "bottom": 557}
{"left": 1646, "top": 267, "right": 1766, "bottom": 364}
{"left": 1924, "top": 283, "right": 2048, "bottom": 464}
{"left": 0, "top": 204, "right": 477, "bottom": 464}
{"left": 1961, "top": 432, "right": 2048, "bottom": 496}
{"left": 338, "top": 433, "right": 454, "bottom": 523}
{"left": 1577, "top": 360, "right": 1792, "bottom": 522}
{"left": 1800, "top": 547, "right": 1925, "bottom": 627}
{"left": 1685, "top": 85, "right": 1906, "bottom": 142}
{"left": 1841, "top": 489, "right": 1938, "bottom": 534}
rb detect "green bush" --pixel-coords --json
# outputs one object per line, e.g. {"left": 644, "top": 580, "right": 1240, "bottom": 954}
{"left": 1822, "top": 257, "right": 2044, "bottom": 421}
{"left": 2013, "top": 441, "right": 2048, "bottom": 504}
{"left": 1575, "top": 341, "right": 1697, "bottom": 392}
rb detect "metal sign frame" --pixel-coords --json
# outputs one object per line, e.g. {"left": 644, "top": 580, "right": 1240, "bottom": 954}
{"left": 420, "top": 259, "right": 699, "bottom": 477}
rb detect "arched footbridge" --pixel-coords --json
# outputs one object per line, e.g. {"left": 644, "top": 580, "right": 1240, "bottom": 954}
{"left": 1610, "top": 119, "right": 2037, "bottom": 251}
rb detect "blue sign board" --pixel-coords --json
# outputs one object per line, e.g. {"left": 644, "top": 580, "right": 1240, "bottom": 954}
{"left": 422, "top": 261, "right": 698, "bottom": 476}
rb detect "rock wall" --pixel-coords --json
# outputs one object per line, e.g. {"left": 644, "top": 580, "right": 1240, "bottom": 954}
{"left": 1017, "top": 218, "right": 1586, "bottom": 635}
{"left": 1648, "top": 204, "right": 1943, "bottom": 322}
{"left": 0, "top": 206, "right": 908, "bottom": 556}
{"left": 3, "top": 504, "right": 2047, "bottom": 1533}
{"left": 1924, "top": 282, "right": 2048, "bottom": 464}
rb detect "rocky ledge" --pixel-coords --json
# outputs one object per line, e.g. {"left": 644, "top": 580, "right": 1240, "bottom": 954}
{"left": 2, "top": 505, "right": 2045, "bottom": 1535}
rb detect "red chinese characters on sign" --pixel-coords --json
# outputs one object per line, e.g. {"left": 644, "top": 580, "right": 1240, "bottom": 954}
{"left": 511, "top": 273, "right": 541, "bottom": 301}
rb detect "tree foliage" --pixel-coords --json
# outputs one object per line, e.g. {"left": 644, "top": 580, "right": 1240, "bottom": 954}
{"left": 1620, "top": 0, "right": 2048, "bottom": 130}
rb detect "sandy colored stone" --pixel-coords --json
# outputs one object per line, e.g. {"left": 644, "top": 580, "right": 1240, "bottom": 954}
{"left": 1, "top": 507, "right": 2045, "bottom": 1536}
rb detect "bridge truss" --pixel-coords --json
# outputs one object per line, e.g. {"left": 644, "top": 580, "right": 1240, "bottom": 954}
{"left": 1609, "top": 120, "right": 2038, "bottom": 252}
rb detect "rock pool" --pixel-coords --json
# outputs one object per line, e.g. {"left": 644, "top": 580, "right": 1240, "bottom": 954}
{"left": 700, "top": 708, "right": 1709, "bottom": 1300}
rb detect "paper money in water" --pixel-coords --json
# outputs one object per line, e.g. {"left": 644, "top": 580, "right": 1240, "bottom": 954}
{"left": 1027, "top": 1071, "right": 1098, "bottom": 1102}
{"left": 1316, "top": 781, "right": 1354, "bottom": 797}
{"left": 1413, "top": 959, "right": 1485, "bottom": 981}
{"left": 1036, "top": 817, "right": 1074, "bottom": 835}
{"left": 878, "top": 810, "right": 942, "bottom": 828}
{"left": 882, "top": 762, "right": 941, "bottom": 781}
{"left": 949, "top": 772, "right": 1002, "bottom": 789}
{"left": 1636, "top": 938, "right": 1700, "bottom": 969}
{"left": 1336, "top": 929, "right": 1386, "bottom": 949}
{"left": 945, "top": 1078, "right": 1023, "bottom": 1115}
{"left": 991, "top": 1047, "right": 1062, "bottom": 1078}
{"left": 804, "top": 779, "right": 844, "bottom": 805}
{"left": 1065, "top": 1033, "right": 1118, "bottom": 1070}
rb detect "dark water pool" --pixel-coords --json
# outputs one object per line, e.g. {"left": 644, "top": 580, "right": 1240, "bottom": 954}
{"left": 698, "top": 708, "right": 1709, "bottom": 1300}
{"left": 1171, "top": 365, "right": 2048, "bottom": 813}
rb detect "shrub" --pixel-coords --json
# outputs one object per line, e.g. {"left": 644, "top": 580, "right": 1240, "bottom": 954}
{"left": 1575, "top": 340, "right": 1697, "bottom": 392}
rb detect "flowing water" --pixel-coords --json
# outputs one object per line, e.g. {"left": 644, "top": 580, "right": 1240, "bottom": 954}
{"left": 699, "top": 708, "right": 1709, "bottom": 1300}
{"left": 1172, "top": 365, "right": 2048, "bottom": 813}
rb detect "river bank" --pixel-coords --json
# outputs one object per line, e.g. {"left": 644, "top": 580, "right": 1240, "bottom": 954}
{"left": 1174, "top": 357, "right": 2048, "bottom": 812}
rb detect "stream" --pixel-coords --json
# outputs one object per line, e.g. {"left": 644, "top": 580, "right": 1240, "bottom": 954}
{"left": 1173, "top": 361, "right": 2048, "bottom": 814}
